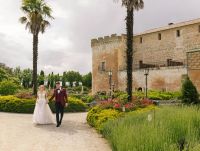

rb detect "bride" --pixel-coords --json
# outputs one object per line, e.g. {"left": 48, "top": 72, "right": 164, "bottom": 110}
{"left": 33, "top": 85, "right": 54, "bottom": 124}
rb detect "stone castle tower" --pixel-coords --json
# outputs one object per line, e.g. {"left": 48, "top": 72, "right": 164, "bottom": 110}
{"left": 91, "top": 18, "right": 200, "bottom": 94}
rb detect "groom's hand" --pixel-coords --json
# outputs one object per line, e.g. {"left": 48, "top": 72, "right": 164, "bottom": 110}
{"left": 65, "top": 103, "right": 69, "bottom": 107}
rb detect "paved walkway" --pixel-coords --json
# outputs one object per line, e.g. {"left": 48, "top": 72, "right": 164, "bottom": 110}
{"left": 0, "top": 112, "right": 111, "bottom": 151}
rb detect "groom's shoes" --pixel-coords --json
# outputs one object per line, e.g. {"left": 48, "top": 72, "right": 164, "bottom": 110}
{"left": 56, "top": 121, "right": 62, "bottom": 127}
{"left": 56, "top": 123, "right": 60, "bottom": 127}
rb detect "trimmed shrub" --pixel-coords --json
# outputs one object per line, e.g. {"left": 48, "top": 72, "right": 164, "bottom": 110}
{"left": 87, "top": 106, "right": 121, "bottom": 131}
{"left": 0, "top": 96, "right": 87, "bottom": 113}
{"left": 0, "top": 96, "right": 35, "bottom": 113}
{"left": 0, "top": 80, "right": 20, "bottom": 95}
{"left": 66, "top": 97, "right": 87, "bottom": 112}
{"left": 181, "top": 77, "right": 199, "bottom": 104}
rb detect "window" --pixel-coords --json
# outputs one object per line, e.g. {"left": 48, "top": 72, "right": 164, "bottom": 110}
{"left": 100, "top": 62, "right": 106, "bottom": 71}
{"left": 176, "top": 30, "right": 180, "bottom": 37}
{"left": 140, "top": 37, "right": 143, "bottom": 43}
{"left": 158, "top": 33, "right": 162, "bottom": 40}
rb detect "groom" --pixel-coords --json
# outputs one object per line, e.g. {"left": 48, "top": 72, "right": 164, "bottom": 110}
{"left": 50, "top": 81, "right": 68, "bottom": 127}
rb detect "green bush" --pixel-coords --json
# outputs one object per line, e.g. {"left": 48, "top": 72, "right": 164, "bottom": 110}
{"left": 66, "top": 97, "right": 87, "bottom": 112}
{"left": 133, "top": 90, "right": 181, "bottom": 100}
{"left": 0, "top": 96, "right": 87, "bottom": 113}
{"left": 87, "top": 106, "right": 121, "bottom": 131}
{"left": 81, "top": 95, "right": 95, "bottom": 103}
{"left": 0, "top": 80, "right": 20, "bottom": 95}
{"left": 181, "top": 77, "right": 199, "bottom": 104}
{"left": 68, "top": 94, "right": 83, "bottom": 99}
{"left": 0, "top": 95, "right": 35, "bottom": 113}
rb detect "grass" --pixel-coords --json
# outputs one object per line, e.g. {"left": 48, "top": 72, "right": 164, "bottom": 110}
{"left": 101, "top": 106, "right": 200, "bottom": 151}
{"left": 133, "top": 90, "right": 181, "bottom": 100}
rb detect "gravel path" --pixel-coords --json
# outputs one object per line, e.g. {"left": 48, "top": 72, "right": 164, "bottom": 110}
{"left": 0, "top": 112, "right": 111, "bottom": 151}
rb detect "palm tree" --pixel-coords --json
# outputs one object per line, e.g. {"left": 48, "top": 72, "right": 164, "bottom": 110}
{"left": 19, "top": 0, "right": 53, "bottom": 95}
{"left": 115, "top": 0, "right": 144, "bottom": 101}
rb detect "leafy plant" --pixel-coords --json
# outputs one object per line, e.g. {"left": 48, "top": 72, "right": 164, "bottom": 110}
{"left": 87, "top": 106, "right": 121, "bottom": 131}
{"left": 0, "top": 80, "right": 20, "bottom": 95}
{"left": 181, "top": 77, "right": 199, "bottom": 104}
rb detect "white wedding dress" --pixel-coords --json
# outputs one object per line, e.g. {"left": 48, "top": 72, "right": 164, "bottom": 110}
{"left": 33, "top": 91, "right": 54, "bottom": 124}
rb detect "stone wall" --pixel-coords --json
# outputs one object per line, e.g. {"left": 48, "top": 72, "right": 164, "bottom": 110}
{"left": 118, "top": 67, "right": 187, "bottom": 92}
{"left": 187, "top": 49, "right": 200, "bottom": 92}
{"left": 91, "top": 34, "right": 124, "bottom": 94}
{"left": 91, "top": 19, "right": 200, "bottom": 94}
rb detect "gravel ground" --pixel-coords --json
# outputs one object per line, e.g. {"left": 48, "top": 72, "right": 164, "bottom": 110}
{"left": 0, "top": 112, "right": 111, "bottom": 151}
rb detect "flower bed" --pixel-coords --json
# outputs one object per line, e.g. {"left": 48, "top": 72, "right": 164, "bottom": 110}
{"left": 87, "top": 95, "right": 155, "bottom": 132}
{"left": 98, "top": 97, "right": 153, "bottom": 112}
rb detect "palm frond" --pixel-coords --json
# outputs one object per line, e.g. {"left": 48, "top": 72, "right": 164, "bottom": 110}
{"left": 25, "top": 22, "right": 31, "bottom": 31}
{"left": 20, "top": 0, "right": 53, "bottom": 34}
{"left": 43, "top": 5, "right": 54, "bottom": 19}
{"left": 19, "top": 16, "right": 28, "bottom": 24}
{"left": 40, "top": 20, "right": 50, "bottom": 33}
{"left": 121, "top": 0, "right": 144, "bottom": 11}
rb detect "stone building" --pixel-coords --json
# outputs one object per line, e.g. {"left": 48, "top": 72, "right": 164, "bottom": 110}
{"left": 91, "top": 18, "right": 200, "bottom": 94}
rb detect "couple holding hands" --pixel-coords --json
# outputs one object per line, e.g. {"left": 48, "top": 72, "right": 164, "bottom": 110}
{"left": 33, "top": 81, "right": 68, "bottom": 127}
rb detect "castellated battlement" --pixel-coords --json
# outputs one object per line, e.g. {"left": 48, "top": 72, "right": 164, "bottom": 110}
{"left": 91, "top": 34, "right": 126, "bottom": 47}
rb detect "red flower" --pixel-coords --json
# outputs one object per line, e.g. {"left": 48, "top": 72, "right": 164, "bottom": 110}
{"left": 125, "top": 103, "right": 134, "bottom": 109}
{"left": 141, "top": 98, "right": 153, "bottom": 106}
{"left": 114, "top": 103, "right": 121, "bottom": 109}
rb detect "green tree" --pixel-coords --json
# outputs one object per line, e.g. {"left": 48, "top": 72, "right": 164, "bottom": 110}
{"left": 50, "top": 72, "right": 54, "bottom": 88}
{"left": 0, "top": 68, "right": 8, "bottom": 82}
{"left": 38, "top": 70, "right": 45, "bottom": 85}
{"left": 181, "top": 77, "right": 199, "bottom": 104}
{"left": 62, "top": 72, "right": 66, "bottom": 87}
{"left": 22, "top": 69, "right": 32, "bottom": 88}
{"left": 54, "top": 73, "right": 60, "bottom": 82}
{"left": 0, "top": 63, "right": 13, "bottom": 75}
{"left": 115, "top": 0, "right": 144, "bottom": 101}
{"left": 0, "top": 80, "right": 20, "bottom": 95}
{"left": 82, "top": 72, "right": 92, "bottom": 88}
{"left": 13, "top": 67, "right": 22, "bottom": 82}
{"left": 47, "top": 73, "right": 51, "bottom": 88}
{"left": 65, "top": 71, "right": 82, "bottom": 87}
{"left": 19, "top": 0, "right": 54, "bottom": 95}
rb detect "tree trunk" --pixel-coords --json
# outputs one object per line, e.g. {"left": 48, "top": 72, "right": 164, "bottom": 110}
{"left": 126, "top": 8, "right": 134, "bottom": 101}
{"left": 32, "top": 33, "right": 38, "bottom": 95}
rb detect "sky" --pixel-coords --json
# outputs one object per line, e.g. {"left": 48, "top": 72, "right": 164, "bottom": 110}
{"left": 0, "top": 0, "right": 200, "bottom": 74}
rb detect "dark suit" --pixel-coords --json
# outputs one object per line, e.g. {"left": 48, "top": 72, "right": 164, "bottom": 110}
{"left": 50, "top": 88, "right": 68, "bottom": 125}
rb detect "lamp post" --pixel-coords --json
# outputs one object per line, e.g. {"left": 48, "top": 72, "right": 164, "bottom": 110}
{"left": 112, "top": 82, "right": 115, "bottom": 92}
{"left": 144, "top": 69, "right": 149, "bottom": 98}
{"left": 112, "top": 82, "right": 115, "bottom": 98}
{"left": 108, "top": 70, "right": 113, "bottom": 97}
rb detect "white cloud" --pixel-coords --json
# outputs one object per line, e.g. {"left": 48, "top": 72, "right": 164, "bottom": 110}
{"left": 1, "top": 0, "right": 200, "bottom": 74}
{"left": 77, "top": 0, "right": 91, "bottom": 7}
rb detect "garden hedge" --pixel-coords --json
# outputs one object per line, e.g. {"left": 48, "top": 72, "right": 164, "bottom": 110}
{"left": 0, "top": 96, "right": 87, "bottom": 113}
{"left": 87, "top": 106, "right": 122, "bottom": 131}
